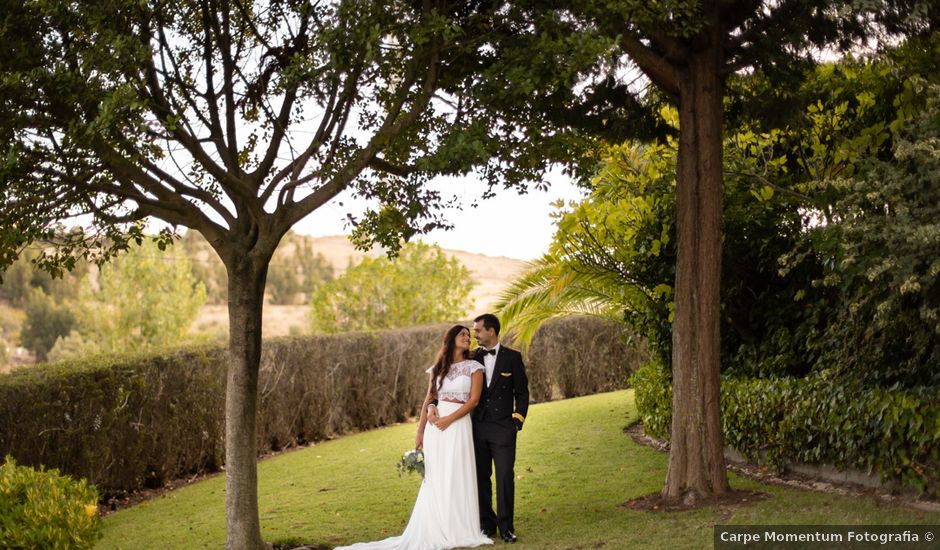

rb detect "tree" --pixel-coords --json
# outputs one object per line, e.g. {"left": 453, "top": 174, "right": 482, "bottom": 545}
{"left": 20, "top": 288, "right": 76, "bottom": 362}
{"left": 497, "top": 116, "right": 802, "bottom": 370}
{"left": 0, "top": 2, "right": 586, "bottom": 546}
{"left": 180, "top": 230, "right": 229, "bottom": 305}
{"left": 75, "top": 240, "right": 207, "bottom": 354}
{"left": 496, "top": 20, "right": 938, "bottom": 500}
{"left": 309, "top": 242, "right": 472, "bottom": 333}
{"left": 485, "top": 0, "right": 938, "bottom": 504}
{"left": 268, "top": 231, "right": 334, "bottom": 305}
{"left": 0, "top": 246, "right": 88, "bottom": 307}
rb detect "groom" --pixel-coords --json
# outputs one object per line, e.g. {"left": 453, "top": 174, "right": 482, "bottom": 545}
{"left": 470, "top": 313, "right": 529, "bottom": 543}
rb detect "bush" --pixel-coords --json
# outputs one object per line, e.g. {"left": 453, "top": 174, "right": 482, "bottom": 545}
{"left": 0, "top": 455, "right": 101, "bottom": 549}
{"left": 629, "top": 359, "right": 672, "bottom": 440}
{"left": 631, "top": 364, "right": 940, "bottom": 496}
{"left": 0, "top": 317, "right": 638, "bottom": 498}
{"left": 47, "top": 331, "right": 101, "bottom": 363}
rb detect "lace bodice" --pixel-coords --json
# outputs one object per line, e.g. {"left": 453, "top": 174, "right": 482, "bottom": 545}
{"left": 426, "top": 359, "right": 484, "bottom": 402}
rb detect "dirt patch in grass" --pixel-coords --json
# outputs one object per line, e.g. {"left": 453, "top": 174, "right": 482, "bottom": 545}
{"left": 623, "top": 489, "right": 769, "bottom": 512}
{"left": 102, "top": 470, "right": 224, "bottom": 515}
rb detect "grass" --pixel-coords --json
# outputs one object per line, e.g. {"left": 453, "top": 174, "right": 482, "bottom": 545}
{"left": 99, "top": 390, "right": 939, "bottom": 549}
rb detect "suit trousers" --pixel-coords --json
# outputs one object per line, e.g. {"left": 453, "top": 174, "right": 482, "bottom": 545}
{"left": 472, "top": 420, "right": 516, "bottom": 537}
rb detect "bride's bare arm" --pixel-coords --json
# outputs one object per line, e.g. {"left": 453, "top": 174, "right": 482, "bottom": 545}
{"left": 434, "top": 371, "right": 483, "bottom": 431}
{"left": 416, "top": 374, "right": 435, "bottom": 448}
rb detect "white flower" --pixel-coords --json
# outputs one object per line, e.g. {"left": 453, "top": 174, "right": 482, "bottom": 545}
{"left": 416, "top": 454, "right": 424, "bottom": 462}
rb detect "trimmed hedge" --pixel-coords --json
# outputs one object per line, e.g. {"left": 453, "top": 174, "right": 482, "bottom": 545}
{"left": 631, "top": 360, "right": 940, "bottom": 496}
{"left": 523, "top": 316, "right": 646, "bottom": 400}
{"left": 0, "top": 318, "right": 640, "bottom": 498}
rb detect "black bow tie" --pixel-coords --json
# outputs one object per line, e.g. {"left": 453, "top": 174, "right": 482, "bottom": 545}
{"left": 482, "top": 348, "right": 497, "bottom": 355}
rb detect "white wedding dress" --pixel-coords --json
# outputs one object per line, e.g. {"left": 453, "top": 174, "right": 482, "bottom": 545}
{"left": 336, "top": 360, "right": 493, "bottom": 550}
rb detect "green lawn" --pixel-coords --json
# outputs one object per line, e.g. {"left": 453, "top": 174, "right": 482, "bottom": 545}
{"left": 99, "top": 390, "right": 938, "bottom": 549}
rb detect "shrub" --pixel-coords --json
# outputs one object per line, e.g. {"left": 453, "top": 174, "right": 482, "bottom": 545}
{"left": 629, "top": 359, "right": 672, "bottom": 440}
{"left": 46, "top": 331, "right": 102, "bottom": 363}
{"left": 0, "top": 347, "right": 226, "bottom": 498}
{"left": 632, "top": 364, "right": 940, "bottom": 496}
{"left": 521, "top": 316, "right": 644, "bottom": 401}
{"left": 0, "top": 455, "right": 101, "bottom": 549}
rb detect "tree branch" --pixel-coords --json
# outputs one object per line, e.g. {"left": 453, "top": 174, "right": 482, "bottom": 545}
{"left": 368, "top": 156, "right": 416, "bottom": 178}
{"left": 723, "top": 170, "right": 812, "bottom": 202}
{"left": 198, "top": 0, "right": 237, "bottom": 173}
{"left": 249, "top": 13, "right": 312, "bottom": 187}
{"left": 279, "top": 23, "right": 443, "bottom": 231}
{"left": 619, "top": 34, "right": 680, "bottom": 98}
{"left": 217, "top": 0, "right": 242, "bottom": 177}
{"left": 725, "top": 0, "right": 801, "bottom": 51}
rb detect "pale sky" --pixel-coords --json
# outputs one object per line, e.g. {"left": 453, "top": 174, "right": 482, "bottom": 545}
{"left": 293, "top": 168, "right": 587, "bottom": 261}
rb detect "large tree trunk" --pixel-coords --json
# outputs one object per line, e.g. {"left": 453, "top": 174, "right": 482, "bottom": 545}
{"left": 224, "top": 252, "right": 271, "bottom": 550}
{"left": 663, "top": 20, "right": 730, "bottom": 504}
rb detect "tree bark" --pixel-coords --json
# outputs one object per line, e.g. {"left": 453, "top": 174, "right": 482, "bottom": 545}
{"left": 224, "top": 250, "right": 271, "bottom": 550}
{"left": 663, "top": 18, "right": 730, "bottom": 504}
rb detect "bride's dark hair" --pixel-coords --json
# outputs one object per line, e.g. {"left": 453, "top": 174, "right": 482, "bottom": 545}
{"left": 430, "top": 325, "right": 470, "bottom": 397}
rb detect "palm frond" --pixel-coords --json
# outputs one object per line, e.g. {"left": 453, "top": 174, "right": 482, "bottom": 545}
{"left": 495, "top": 254, "right": 636, "bottom": 350}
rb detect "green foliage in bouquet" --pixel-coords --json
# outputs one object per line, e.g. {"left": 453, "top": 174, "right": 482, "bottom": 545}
{"left": 396, "top": 449, "right": 425, "bottom": 478}
{"left": 0, "top": 456, "right": 102, "bottom": 549}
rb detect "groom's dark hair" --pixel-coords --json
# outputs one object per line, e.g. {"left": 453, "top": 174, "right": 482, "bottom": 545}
{"left": 474, "top": 313, "right": 500, "bottom": 336}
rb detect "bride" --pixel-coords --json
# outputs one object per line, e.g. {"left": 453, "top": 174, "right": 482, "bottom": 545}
{"left": 336, "top": 325, "right": 493, "bottom": 550}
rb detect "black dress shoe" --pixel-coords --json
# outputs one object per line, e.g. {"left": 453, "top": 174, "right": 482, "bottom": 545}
{"left": 482, "top": 529, "right": 496, "bottom": 537}
{"left": 501, "top": 531, "right": 518, "bottom": 543}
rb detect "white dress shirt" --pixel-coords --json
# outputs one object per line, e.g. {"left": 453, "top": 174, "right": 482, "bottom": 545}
{"left": 482, "top": 343, "right": 500, "bottom": 386}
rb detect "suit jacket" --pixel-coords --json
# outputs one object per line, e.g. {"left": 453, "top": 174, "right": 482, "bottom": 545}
{"left": 472, "top": 344, "right": 529, "bottom": 433}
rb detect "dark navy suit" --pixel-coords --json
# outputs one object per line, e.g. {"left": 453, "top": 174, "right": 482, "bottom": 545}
{"left": 471, "top": 345, "right": 529, "bottom": 537}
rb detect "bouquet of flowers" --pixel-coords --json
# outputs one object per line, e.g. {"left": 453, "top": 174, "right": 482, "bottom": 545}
{"left": 396, "top": 449, "right": 425, "bottom": 478}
